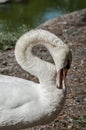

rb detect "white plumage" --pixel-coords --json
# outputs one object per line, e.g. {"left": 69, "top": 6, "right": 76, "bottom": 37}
{"left": 0, "top": 29, "right": 72, "bottom": 130}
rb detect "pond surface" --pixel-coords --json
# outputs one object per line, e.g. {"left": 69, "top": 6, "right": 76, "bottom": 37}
{"left": 0, "top": 0, "right": 86, "bottom": 32}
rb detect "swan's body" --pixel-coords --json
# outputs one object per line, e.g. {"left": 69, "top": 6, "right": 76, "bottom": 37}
{"left": 0, "top": 29, "right": 72, "bottom": 130}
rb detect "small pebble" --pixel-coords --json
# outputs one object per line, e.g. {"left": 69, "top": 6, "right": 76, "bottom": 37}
{"left": 68, "top": 125, "right": 73, "bottom": 129}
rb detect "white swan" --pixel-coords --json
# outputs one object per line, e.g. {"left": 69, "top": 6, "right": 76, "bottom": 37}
{"left": 0, "top": 29, "right": 72, "bottom": 130}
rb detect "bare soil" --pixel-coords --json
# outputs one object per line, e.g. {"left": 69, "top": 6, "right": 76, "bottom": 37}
{"left": 0, "top": 9, "right": 86, "bottom": 130}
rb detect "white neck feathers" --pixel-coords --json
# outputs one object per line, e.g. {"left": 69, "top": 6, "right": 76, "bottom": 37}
{"left": 15, "top": 29, "right": 69, "bottom": 84}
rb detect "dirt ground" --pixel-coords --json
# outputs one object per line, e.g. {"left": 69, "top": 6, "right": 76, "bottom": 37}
{"left": 0, "top": 9, "right": 86, "bottom": 130}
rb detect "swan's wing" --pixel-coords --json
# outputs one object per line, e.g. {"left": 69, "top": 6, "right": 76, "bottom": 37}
{"left": 0, "top": 75, "right": 39, "bottom": 109}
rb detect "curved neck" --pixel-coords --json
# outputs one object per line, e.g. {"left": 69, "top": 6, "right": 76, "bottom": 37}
{"left": 24, "top": 43, "right": 56, "bottom": 84}
{"left": 15, "top": 29, "right": 65, "bottom": 84}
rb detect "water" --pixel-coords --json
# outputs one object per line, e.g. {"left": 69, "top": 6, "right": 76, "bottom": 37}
{"left": 0, "top": 0, "right": 86, "bottom": 32}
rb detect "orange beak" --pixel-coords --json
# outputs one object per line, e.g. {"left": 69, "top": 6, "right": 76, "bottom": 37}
{"left": 56, "top": 68, "right": 68, "bottom": 89}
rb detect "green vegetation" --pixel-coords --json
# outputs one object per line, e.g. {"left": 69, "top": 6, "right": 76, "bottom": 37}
{"left": 74, "top": 114, "right": 86, "bottom": 127}
{"left": 0, "top": 24, "right": 30, "bottom": 50}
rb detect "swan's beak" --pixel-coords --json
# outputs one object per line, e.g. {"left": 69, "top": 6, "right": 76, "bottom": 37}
{"left": 56, "top": 68, "right": 68, "bottom": 89}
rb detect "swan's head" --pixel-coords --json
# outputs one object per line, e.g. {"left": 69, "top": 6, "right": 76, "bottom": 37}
{"left": 53, "top": 45, "right": 72, "bottom": 89}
